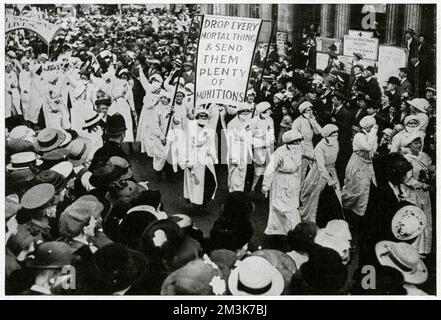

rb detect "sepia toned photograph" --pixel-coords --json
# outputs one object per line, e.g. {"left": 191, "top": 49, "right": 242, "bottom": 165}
{"left": 3, "top": 2, "right": 436, "bottom": 298}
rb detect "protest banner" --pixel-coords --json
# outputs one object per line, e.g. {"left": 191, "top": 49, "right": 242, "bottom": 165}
{"left": 5, "top": 14, "right": 63, "bottom": 45}
{"left": 195, "top": 15, "right": 262, "bottom": 107}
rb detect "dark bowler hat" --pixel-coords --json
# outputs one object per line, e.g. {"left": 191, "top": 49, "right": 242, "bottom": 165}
{"left": 365, "top": 66, "right": 375, "bottom": 74}
{"left": 41, "top": 148, "right": 70, "bottom": 169}
{"left": 387, "top": 76, "right": 401, "bottom": 86}
{"left": 329, "top": 44, "right": 337, "bottom": 51}
{"left": 399, "top": 67, "right": 408, "bottom": 74}
{"left": 105, "top": 113, "right": 127, "bottom": 136}
{"left": 95, "top": 98, "right": 112, "bottom": 107}
{"left": 27, "top": 241, "right": 76, "bottom": 269}
{"left": 89, "top": 162, "right": 122, "bottom": 189}
{"left": 405, "top": 29, "right": 415, "bottom": 36}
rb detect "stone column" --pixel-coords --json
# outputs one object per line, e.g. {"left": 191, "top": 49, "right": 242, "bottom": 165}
{"left": 212, "top": 4, "right": 227, "bottom": 16}
{"left": 320, "top": 4, "right": 334, "bottom": 38}
{"left": 277, "top": 4, "right": 295, "bottom": 42}
{"left": 334, "top": 4, "right": 351, "bottom": 38}
{"left": 198, "top": 4, "right": 212, "bottom": 15}
{"left": 259, "top": 4, "right": 272, "bottom": 41}
{"left": 238, "top": 4, "right": 250, "bottom": 18}
{"left": 403, "top": 4, "right": 422, "bottom": 35}
{"left": 384, "top": 4, "right": 400, "bottom": 45}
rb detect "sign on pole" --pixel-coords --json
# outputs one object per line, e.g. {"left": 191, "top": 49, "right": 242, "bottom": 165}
{"left": 195, "top": 15, "right": 262, "bottom": 107}
{"left": 5, "top": 14, "right": 63, "bottom": 45}
{"left": 343, "top": 31, "right": 379, "bottom": 61}
{"left": 377, "top": 45, "right": 407, "bottom": 86}
{"left": 276, "top": 31, "right": 287, "bottom": 55}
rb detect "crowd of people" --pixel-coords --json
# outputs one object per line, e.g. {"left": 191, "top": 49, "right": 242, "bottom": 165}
{"left": 5, "top": 5, "right": 436, "bottom": 295}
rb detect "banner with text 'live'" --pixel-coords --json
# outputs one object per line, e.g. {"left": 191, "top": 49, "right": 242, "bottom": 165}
{"left": 195, "top": 15, "right": 262, "bottom": 107}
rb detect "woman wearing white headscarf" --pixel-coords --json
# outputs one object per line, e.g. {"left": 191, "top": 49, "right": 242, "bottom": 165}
{"left": 250, "top": 101, "right": 274, "bottom": 191}
{"left": 341, "top": 116, "right": 378, "bottom": 217}
{"left": 5, "top": 61, "right": 21, "bottom": 118}
{"left": 108, "top": 69, "right": 136, "bottom": 143}
{"left": 401, "top": 133, "right": 433, "bottom": 255}
{"left": 136, "top": 65, "right": 163, "bottom": 157}
{"left": 391, "top": 115, "right": 425, "bottom": 154}
{"left": 183, "top": 107, "right": 218, "bottom": 208}
{"left": 300, "top": 124, "right": 342, "bottom": 226}
{"left": 262, "top": 130, "right": 303, "bottom": 235}
{"left": 42, "top": 71, "right": 70, "bottom": 130}
{"left": 291, "top": 101, "right": 322, "bottom": 181}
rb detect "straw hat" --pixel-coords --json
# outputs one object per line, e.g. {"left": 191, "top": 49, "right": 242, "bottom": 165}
{"left": 33, "top": 128, "right": 66, "bottom": 153}
{"left": 228, "top": 256, "right": 284, "bottom": 296}
{"left": 391, "top": 205, "right": 427, "bottom": 241}
{"left": 6, "top": 152, "right": 42, "bottom": 171}
{"left": 375, "top": 241, "right": 428, "bottom": 284}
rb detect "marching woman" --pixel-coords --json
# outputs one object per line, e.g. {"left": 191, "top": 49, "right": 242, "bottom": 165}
{"left": 341, "top": 116, "right": 378, "bottom": 217}
{"left": 261, "top": 130, "right": 303, "bottom": 235}
{"left": 5, "top": 61, "right": 21, "bottom": 119}
{"left": 108, "top": 69, "right": 137, "bottom": 146}
{"left": 226, "top": 103, "right": 253, "bottom": 192}
{"left": 183, "top": 107, "right": 218, "bottom": 211}
{"left": 77, "top": 108, "right": 105, "bottom": 161}
{"left": 291, "top": 101, "right": 322, "bottom": 181}
{"left": 68, "top": 71, "right": 97, "bottom": 133}
{"left": 151, "top": 90, "right": 185, "bottom": 179}
{"left": 19, "top": 59, "right": 33, "bottom": 121}
{"left": 42, "top": 72, "right": 71, "bottom": 130}
{"left": 401, "top": 133, "right": 433, "bottom": 255}
{"left": 250, "top": 101, "right": 275, "bottom": 192}
{"left": 136, "top": 64, "right": 163, "bottom": 157}
{"left": 300, "top": 124, "right": 343, "bottom": 227}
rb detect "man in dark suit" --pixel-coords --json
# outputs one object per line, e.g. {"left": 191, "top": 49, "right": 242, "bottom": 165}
{"left": 417, "top": 34, "right": 433, "bottom": 95}
{"left": 330, "top": 92, "right": 352, "bottom": 184}
{"left": 90, "top": 113, "right": 128, "bottom": 169}
{"left": 362, "top": 66, "right": 382, "bottom": 104}
{"left": 398, "top": 67, "right": 412, "bottom": 94}
{"left": 384, "top": 76, "right": 402, "bottom": 109}
{"left": 351, "top": 94, "right": 369, "bottom": 126}
{"left": 267, "top": 43, "right": 279, "bottom": 64}
{"left": 182, "top": 62, "right": 195, "bottom": 84}
{"left": 350, "top": 64, "right": 367, "bottom": 96}
{"left": 404, "top": 29, "right": 418, "bottom": 86}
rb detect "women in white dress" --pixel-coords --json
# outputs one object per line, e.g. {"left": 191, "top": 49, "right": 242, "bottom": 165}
{"left": 183, "top": 107, "right": 218, "bottom": 206}
{"left": 136, "top": 65, "right": 163, "bottom": 156}
{"left": 291, "top": 101, "right": 322, "bottom": 181}
{"left": 300, "top": 124, "right": 341, "bottom": 224}
{"left": 151, "top": 90, "right": 185, "bottom": 173}
{"left": 108, "top": 69, "right": 136, "bottom": 143}
{"left": 262, "top": 130, "right": 303, "bottom": 235}
{"left": 42, "top": 71, "right": 70, "bottom": 130}
{"left": 401, "top": 133, "right": 433, "bottom": 255}
{"left": 391, "top": 115, "right": 426, "bottom": 154}
{"left": 250, "top": 101, "right": 274, "bottom": 191}
{"left": 226, "top": 103, "right": 253, "bottom": 192}
{"left": 19, "top": 59, "right": 33, "bottom": 121}
{"left": 5, "top": 61, "right": 21, "bottom": 118}
{"left": 341, "top": 116, "right": 378, "bottom": 217}
{"left": 67, "top": 71, "right": 97, "bottom": 133}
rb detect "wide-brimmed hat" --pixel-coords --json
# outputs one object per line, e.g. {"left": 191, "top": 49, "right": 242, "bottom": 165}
{"left": 7, "top": 139, "right": 35, "bottom": 155}
{"left": 59, "top": 195, "right": 103, "bottom": 239}
{"left": 407, "top": 98, "right": 430, "bottom": 113}
{"left": 251, "top": 249, "right": 297, "bottom": 294}
{"left": 89, "top": 162, "right": 122, "bottom": 189}
{"left": 228, "top": 256, "right": 284, "bottom": 296}
{"left": 33, "top": 128, "right": 66, "bottom": 153}
{"left": 50, "top": 161, "right": 74, "bottom": 179}
{"left": 41, "top": 148, "right": 70, "bottom": 169}
{"left": 34, "top": 170, "right": 67, "bottom": 193}
{"left": 105, "top": 113, "right": 127, "bottom": 136}
{"left": 66, "top": 139, "right": 90, "bottom": 167}
{"left": 160, "top": 256, "right": 226, "bottom": 295}
{"left": 300, "top": 244, "right": 348, "bottom": 294}
{"left": 87, "top": 243, "right": 148, "bottom": 294}
{"left": 119, "top": 208, "right": 159, "bottom": 249}
{"left": 9, "top": 125, "right": 35, "bottom": 141}
{"left": 6, "top": 152, "right": 42, "bottom": 171}
{"left": 82, "top": 110, "right": 104, "bottom": 130}
{"left": 109, "top": 156, "right": 132, "bottom": 180}
{"left": 20, "top": 183, "right": 55, "bottom": 210}
{"left": 27, "top": 241, "right": 76, "bottom": 269}
{"left": 375, "top": 241, "right": 428, "bottom": 284}
{"left": 314, "top": 229, "right": 351, "bottom": 264}
{"left": 391, "top": 205, "right": 427, "bottom": 241}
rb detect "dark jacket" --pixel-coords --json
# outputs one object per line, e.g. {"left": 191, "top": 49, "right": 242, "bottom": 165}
{"left": 90, "top": 141, "right": 128, "bottom": 169}
{"left": 364, "top": 77, "right": 382, "bottom": 103}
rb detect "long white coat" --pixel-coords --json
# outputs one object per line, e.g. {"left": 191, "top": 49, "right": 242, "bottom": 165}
{"left": 183, "top": 120, "right": 218, "bottom": 205}
{"left": 5, "top": 71, "right": 21, "bottom": 117}
{"left": 262, "top": 144, "right": 302, "bottom": 235}
{"left": 226, "top": 116, "right": 253, "bottom": 192}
